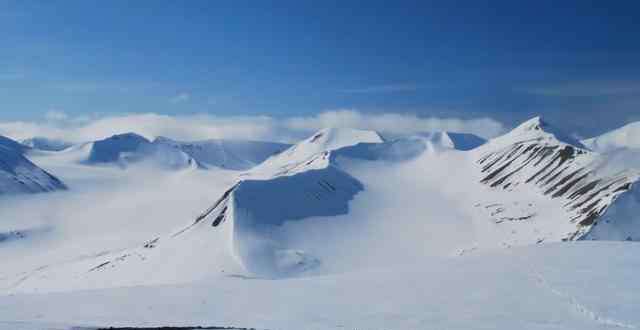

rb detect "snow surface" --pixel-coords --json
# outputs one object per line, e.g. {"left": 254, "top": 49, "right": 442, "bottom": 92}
{"left": 1, "top": 243, "right": 639, "bottom": 330}
{"left": 1, "top": 120, "right": 640, "bottom": 329}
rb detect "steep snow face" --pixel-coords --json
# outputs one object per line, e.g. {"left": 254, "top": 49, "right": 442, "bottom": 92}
{"left": 194, "top": 128, "right": 386, "bottom": 276}
{"left": 153, "top": 137, "right": 290, "bottom": 171}
{"left": 21, "top": 137, "right": 72, "bottom": 152}
{"left": 474, "top": 116, "right": 639, "bottom": 241}
{"left": 583, "top": 121, "right": 640, "bottom": 152}
{"left": 0, "top": 136, "right": 66, "bottom": 195}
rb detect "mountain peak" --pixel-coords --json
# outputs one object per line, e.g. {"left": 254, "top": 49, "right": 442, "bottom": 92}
{"left": 515, "top": 116, "right": 545, "bottom": 131}
{"left": 497, "top": 116, "right": 586, "bottom": 149}
{"left": 305, "top": 127, "right": 384, "bottom": 148}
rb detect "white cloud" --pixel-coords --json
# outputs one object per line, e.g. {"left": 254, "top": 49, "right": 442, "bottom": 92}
{"left": 284, "top": 110, "right": 505, "bottom": 139}
{"left": 0, "top": 110, "right": 506, "bottom": 143}
{"left": 170, "top": 92, "right": 191, "bottom": 104}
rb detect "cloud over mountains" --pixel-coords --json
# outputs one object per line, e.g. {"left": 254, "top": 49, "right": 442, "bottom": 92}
{"left": 0, "top": 110, "right": 506, "bottom": 143}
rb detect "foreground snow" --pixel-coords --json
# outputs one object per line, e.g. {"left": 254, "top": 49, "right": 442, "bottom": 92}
{"left": 1, "top": 242, "right": 639, "bottom": 330}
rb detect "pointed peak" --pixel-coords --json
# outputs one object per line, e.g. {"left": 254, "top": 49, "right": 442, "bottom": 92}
{"left": 494, "top": 116, "right": 586, "bottom": 149}
{"left": 513, "top": 116, "right": 547, "bottom": 133}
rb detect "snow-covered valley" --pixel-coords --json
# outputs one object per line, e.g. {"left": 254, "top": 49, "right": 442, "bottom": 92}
{"left": 1, "top": 117, "right": 640, "bottom": 329}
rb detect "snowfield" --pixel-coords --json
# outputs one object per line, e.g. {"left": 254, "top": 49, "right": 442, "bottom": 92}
{"left": 1, "top": 117, "right": 639, "bottom": 329}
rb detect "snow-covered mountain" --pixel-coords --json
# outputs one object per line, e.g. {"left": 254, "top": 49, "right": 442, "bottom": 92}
{"left": 3, "top": 119, "right": 640, "bottom": 329}
{"left": 2, "top": 119, "right": 640, "bottom": 311}
{"left": 582, "top": 121, "right": 640, "bottom": 152}
{"left": 165, "top": 119, "right": 638, "bottom": 276}
{"left": 0, "top": 135, "right": 66, "bottom": 195}
{"left": 152, "top": 137, "right": 290, "bottom": 170}
{"left": 82, "top": 133, "right": 289, "bottom": 170}
{"left": 21, "top": 137, "right": 73, "bottom": 152}
{"left": 474, "top": 117, "right": 639, "bottom": 241}
{"left": 82, "top": 133, "right": 190, "bottom": 169}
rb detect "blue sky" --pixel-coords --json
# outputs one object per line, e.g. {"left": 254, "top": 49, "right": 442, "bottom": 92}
{"left": 1, "top": 0, "right": 639, "bottom": 137}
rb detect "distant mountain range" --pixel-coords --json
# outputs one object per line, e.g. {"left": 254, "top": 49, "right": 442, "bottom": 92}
{"left": 4, "top": 116, "right": 638, "bottom": 292}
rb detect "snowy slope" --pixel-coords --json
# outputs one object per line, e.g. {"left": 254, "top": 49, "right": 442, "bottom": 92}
{"left": 153, "top": 137, "right": 290, "bottom": 170}
{"left": 583, "top": 121, "right": 640, "bottom": 151}
{"left": 2, "top": 242, "right": 640, "bottom": 330}
{"left": 0, "top": 135, "right": 66, "bottom": 195}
